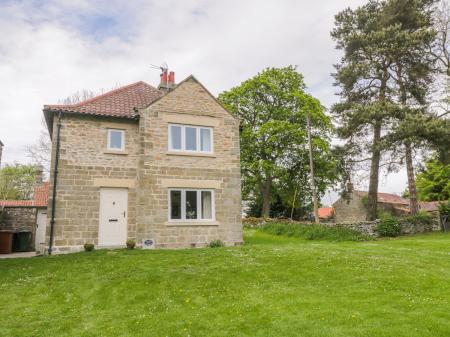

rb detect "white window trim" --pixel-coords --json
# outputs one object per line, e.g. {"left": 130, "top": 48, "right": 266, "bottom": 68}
{"left": 168, "top": 188, "right": 215, "bottom": 222}
{"left": 168, "top": 124, "right": 214, "bottom": 154}
{"left": 107, "top": 129, "right": 125, "bottom": 151}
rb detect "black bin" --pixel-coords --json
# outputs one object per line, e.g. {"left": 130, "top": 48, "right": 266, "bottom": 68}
{"left": 12, "top": 232, "right": 32, "bottom": 252}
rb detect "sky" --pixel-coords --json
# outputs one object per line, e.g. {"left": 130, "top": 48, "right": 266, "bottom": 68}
{"left": 0, "top": 0, "right": 409, "bottom": 204}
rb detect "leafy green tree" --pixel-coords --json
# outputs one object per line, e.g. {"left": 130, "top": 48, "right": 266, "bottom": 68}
{"left": 416, "top": 159, "right": 450, "bottom": 201}
{"left": 0, "top": 164, "right": 39, "bottom": 200}
{"left": 332, "top": 0, "right": 442, "bottom": 218}
{"left": 332, "top": 0, "right": 399, "bottom": 220}
{"left": 219, "top": 66, "right": 336, "bottom": 218}
{"left": 382, "top": 0, "right": 437, "bottom": 214}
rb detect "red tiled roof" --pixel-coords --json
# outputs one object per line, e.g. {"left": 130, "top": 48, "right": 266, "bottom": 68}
{"left": 44, "top": 81, "right": 163, "bottom": 119}
{"left": 377, "top": 192, "right": 409, "bottom": 205}
{"left": 318, "top": 207, "right": 333, "bottom": 219}
{"left": 354, "top": 191, "right": 409, "bottom": 205}
{"left": 0, "top": 200, "right": 34, "bottom": 207}
{"left": 0, "top": 182, "right": 49, "bottom": 208}
{"left": 34, "top": 182, "right": 49, "bottom": 207}
{"left": 419, "top": 201, "right": 441, "bottom": 212}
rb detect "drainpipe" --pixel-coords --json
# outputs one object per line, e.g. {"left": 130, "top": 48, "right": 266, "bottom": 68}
{"left": 48, "top": 112, "right": 62, "bottom": 255}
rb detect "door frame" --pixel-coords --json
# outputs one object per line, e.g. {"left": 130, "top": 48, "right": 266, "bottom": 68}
{"left": 35, "top": 208, "right": 47, "bottom": 251}
{"left": 98, "top": 187, "right": 128, "bottom": 247}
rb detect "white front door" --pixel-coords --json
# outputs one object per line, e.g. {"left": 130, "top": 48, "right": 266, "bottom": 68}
{"left": 35, "top": 209, "right": 47, "bottom": 249}
{"left": 98, "top": 188, "right": 128, "bottom": 247}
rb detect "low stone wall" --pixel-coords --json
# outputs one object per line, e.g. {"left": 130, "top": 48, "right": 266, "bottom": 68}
{"left": 0, "top": 207, "right": 37, "bottom": 232}
{"left": 399, "top": 218, "right": 442, "bottom": 235}
{"left": 322, "top": 221, "right": 380, "bottom": 236}
{"left": 243, "top": 216, "right": 442, "bottom": 237}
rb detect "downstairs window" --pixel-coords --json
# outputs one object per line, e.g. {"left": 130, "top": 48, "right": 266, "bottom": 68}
{"left": 169, "top": 189, "right": 214, "bottom": 221}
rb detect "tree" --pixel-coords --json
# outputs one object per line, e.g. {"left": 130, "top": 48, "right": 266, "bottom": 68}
{"left": 416, "top": 159, "right": 450, "bottom": 200}
{"left": 0, "top": 164, "right": 39, "bottom": 200}
{"left": 332, "top": 0, "right": 444, "bottom": 219}
{"left": 26, "top": 117, "right": 52, "bottom": 175}
{"left": 332, "top": 1, "right": 399, "bottom": 220}
{"left": 58, "top": 89, "right": 95, "bottom": 105}
{"left": 431, "top": 0, "right": 450, "bottom": 78}
{"left": 382, "top": 0, "right": 437, "bottom": 214}
{"left": 219, "top": 66, "right": 336, "bottom": 218}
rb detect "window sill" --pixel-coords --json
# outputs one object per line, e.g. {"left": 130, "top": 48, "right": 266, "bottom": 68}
{"left": 166, "top": 151, "right": 216, "bottom": 158}
{"left": 165, "top": 221, "right": 219, "bottom": 227}
{"left": 104, "top": 150, "right": 129, "bottom": 155}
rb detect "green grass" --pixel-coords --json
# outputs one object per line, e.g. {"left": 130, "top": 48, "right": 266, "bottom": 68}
{"left": 259, "top": 222, "right": 373, "bottom": 241}
{"left": 1, "top": 230, "right": 450, "bottom": 337}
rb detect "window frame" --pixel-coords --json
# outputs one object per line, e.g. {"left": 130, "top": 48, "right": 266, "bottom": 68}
{"left": 168, "top": 124, "right": 214, "bottom": 154}
{"left": 107, "top": 129, "right": 125, "bottom": 151}
{"left": 168, "top": 188, "right": 215, "bottom": 222}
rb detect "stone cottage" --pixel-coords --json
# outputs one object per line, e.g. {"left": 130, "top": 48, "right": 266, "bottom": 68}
{"left": 0, "top": 182, "right": 49, "bottom": 252}
{"left": 43, "top": 71, "right": 242, "bottom": 254}
{"left": 333, "top": 189, "right": 409, "bottom": 223}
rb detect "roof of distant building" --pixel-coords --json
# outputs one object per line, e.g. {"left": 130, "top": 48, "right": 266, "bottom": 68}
{"left": 318, "top": 207, "right": 334, "bottom": 219}
{"left": 0, "top": 182, "right": 49, "bottom": 208}
{"left": 352, "top": 190, "right": 409, "bottom": 205}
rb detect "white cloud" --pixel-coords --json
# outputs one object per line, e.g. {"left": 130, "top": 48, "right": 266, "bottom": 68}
{"left": 0, "top": 0, "right": 409, "bottom": 198}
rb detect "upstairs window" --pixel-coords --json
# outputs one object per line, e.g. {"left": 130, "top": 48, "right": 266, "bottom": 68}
{"left": 169, "top": 124, "right": 213, "bottom": 153}
{"left": 107, "top": 129, "right": 125, "bottom": 151}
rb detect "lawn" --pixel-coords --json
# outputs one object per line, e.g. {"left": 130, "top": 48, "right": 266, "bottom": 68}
{"left": 1, "top": 230, "right": 450, "bottom": 337}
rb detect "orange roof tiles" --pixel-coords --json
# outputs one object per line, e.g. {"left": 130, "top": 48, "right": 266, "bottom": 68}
{"left": 44, "top": 81, "right": 163, "bottom": 119}
{"left": 0, "top": 182, "right": 49, "bottom": 208}
{"left": 318, "top": 207, "right": 333, "bottom": 219}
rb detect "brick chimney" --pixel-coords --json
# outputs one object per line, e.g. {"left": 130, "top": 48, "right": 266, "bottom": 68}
{"left": 158, "top": 69, "right": 176, "bottom": 92}
{"left": 0, "top": 140, "right": 3, "bottom": 167}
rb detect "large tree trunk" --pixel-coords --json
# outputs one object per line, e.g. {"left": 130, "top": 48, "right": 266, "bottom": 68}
{"left": 405, "top": 141, "right": 419, "bottom": 214}
{"left": 397, "top": 66, "right": 419, "bottom": 215}
{"left": 261, "top": 176, "right": 272, "bottom": 218}
{"left": 367, "top": 121, "right": 382, "bottom": 220}
{"left": 307, "top": 113, "right": 320, "bottom": 223}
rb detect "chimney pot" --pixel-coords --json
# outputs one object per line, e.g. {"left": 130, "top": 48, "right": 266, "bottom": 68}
{"left": 160, "top": 69, "right": 168, "bottom": 86}
{"left": 158, "top": 69, "right": 176, "bottom": 92}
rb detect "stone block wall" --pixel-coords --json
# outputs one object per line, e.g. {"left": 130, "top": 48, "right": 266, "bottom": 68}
{"left": 138, "top": 78, "right": 242, "bottom": 248}
{"left": 243, "top": 216, "right": 442, "bottom": 237}
{"left": 333, "top": 193, "right": 367, "bottom": 223}
{"left": 46, "top": 77, "right": 243, "bottom": 253}
{"left": 47, "top": 115, "right": 139, "bottom": 253}
{"left": 326, "top": 217, "right": 442, "bottom": 237}
{"left": 0, "top": 207, "right": 36, "bottom": 232}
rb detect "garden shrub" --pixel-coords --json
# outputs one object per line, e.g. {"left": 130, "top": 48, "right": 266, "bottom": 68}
{"left": 83, "top": 243, "right": 95, "bottom": 252}
{"left": 126, "top": 239, "right": 136, "bottom": 250}
{"left": 438, "top": 201, "right": 450, "bottom": 217}
{"left": 376, "top": 215, "right": 402, "bottom": 237}
{"left": 260, "top": 222, "right": 372, "bottom": 242}
{"left": 405, "top": 211, "right": 433, "bottom": 230}
{"left": 208, "top": 240, "right": 225, "bottom": 248}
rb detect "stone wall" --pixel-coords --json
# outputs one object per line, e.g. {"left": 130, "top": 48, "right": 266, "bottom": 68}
{"left": 333, "top": 193, "right": 367, "bottom": 223}
{"left": 46, "top": 77, "right": 243, "bottom": 253}
{"left": 243, "top": 216, "right": 442, "bottom": 237}
{"left": 333, "top": 192, "right": 410, "bottom": 223}
{"left": 138, "top": 77, "right": 243, "bottom": 248}
{"left": 0, "top": 206, "right": 36, "bottom": 232}
{"left": 47, "top": 115, "right": 139, "bottom": 253}
{"left": 326, "top": 218, "right": 441, "bottom": 237}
